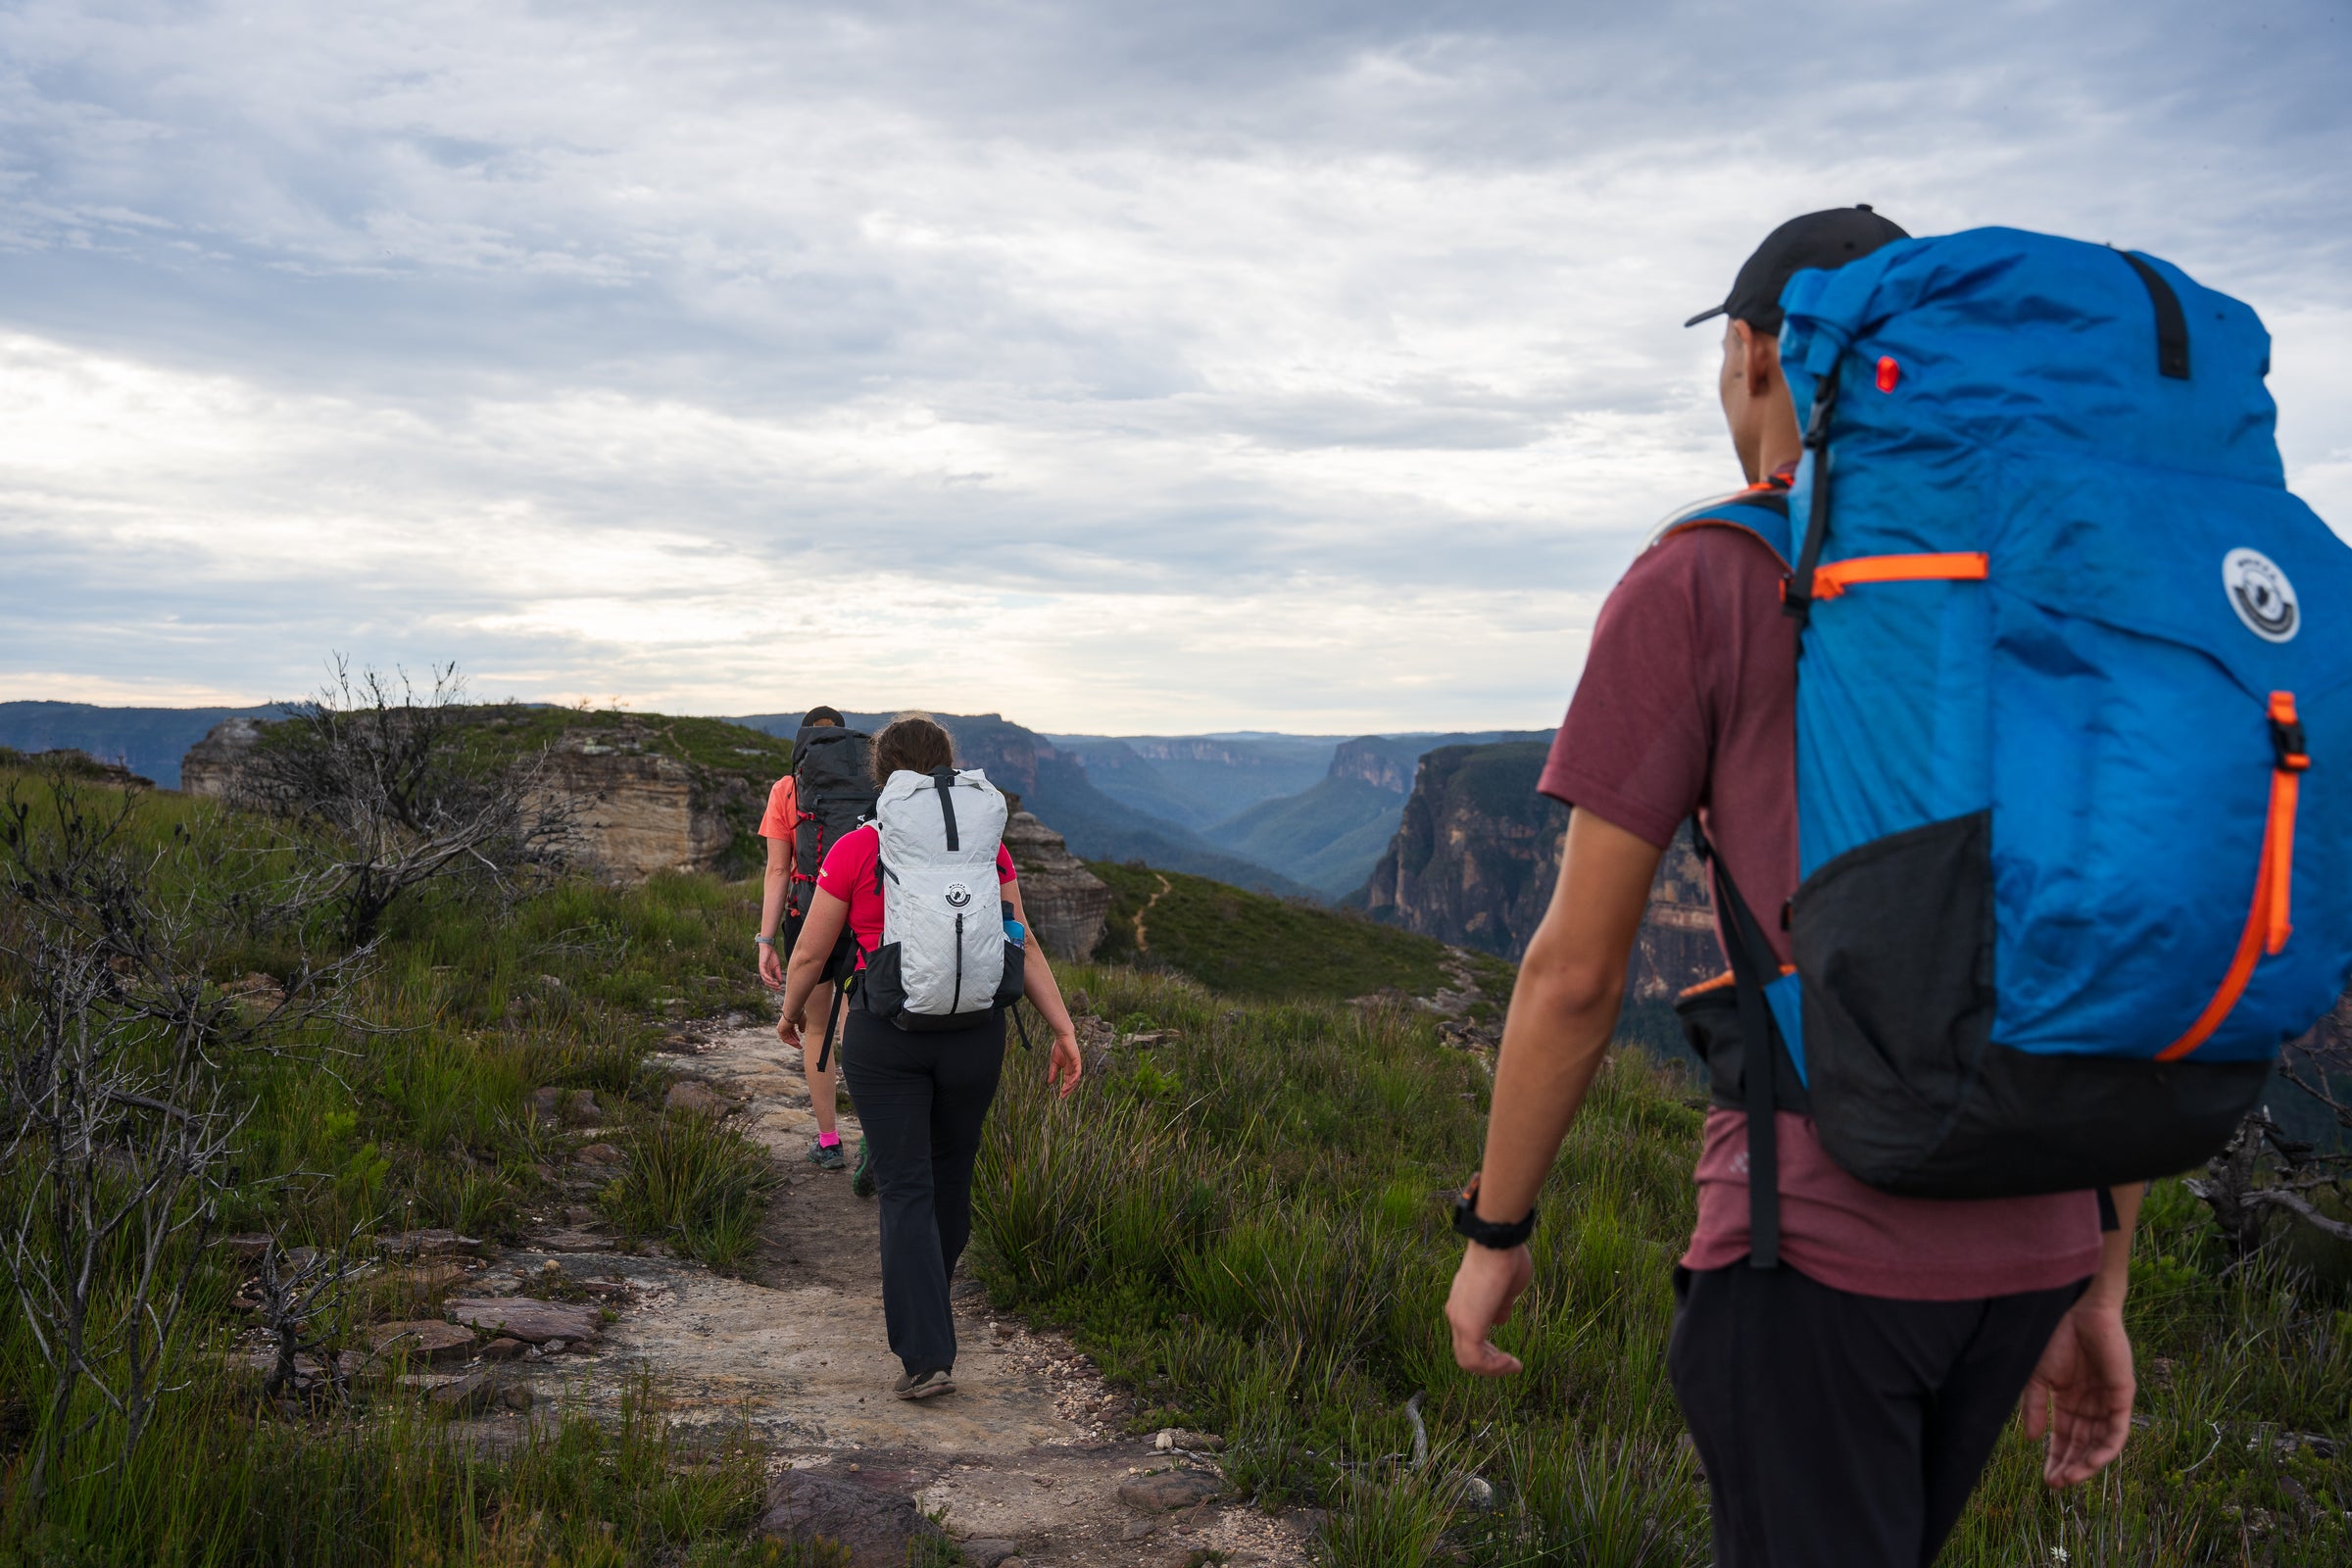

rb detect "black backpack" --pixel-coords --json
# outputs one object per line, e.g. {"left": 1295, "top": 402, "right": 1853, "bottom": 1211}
{"left": 785, "top": 726, "right": 878, "bottom": 1068}
{"left": 785, "top": 726, "right": 878, "bottom": 945}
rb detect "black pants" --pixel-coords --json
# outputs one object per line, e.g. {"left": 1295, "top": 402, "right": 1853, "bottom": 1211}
{"left": 839, "top": 1004, "right": 1005, "bottom": 1377}
{"left": 1667, "top": 1263, "right": 2085, "bottom": 1567}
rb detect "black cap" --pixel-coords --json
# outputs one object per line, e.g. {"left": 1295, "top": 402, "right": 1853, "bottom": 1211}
{"left": 1685, "top": 205, "right": 1911, "bottom": 332}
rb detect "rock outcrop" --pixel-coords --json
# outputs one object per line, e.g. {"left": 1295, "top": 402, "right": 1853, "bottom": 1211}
{"left": 1363, "top": 741, "right": 1718, "bottom": 996}
{"left": 1002, "top": 811, "right": 1110, "bottom": 962}
{"left": 178, "top": 716, "right": 270, "bottom": 798}
{"left": 535, "top": 730, "right": 760, "bottom": 881}
{"left": 179, "top": 715, "right": 765, "bottom": 883}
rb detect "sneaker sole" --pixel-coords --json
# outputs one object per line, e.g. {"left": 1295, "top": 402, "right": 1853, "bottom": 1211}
{"left": 894, "top": 1375, "right": 955, "bottom": 1400}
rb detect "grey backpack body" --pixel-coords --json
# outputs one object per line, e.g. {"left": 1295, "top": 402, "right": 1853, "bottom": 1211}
{"left": 859, "top": 766, "right": 1026, "bottom": 1031}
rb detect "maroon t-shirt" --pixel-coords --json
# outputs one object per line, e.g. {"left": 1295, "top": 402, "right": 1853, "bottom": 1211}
{"left": 1541, "top": 514, "right": 2101, "bottom": 1300}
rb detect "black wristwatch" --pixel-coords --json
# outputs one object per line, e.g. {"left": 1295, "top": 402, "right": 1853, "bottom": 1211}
{"left": 1451, "top": 1175, "right": 1536, "bottom": 1250}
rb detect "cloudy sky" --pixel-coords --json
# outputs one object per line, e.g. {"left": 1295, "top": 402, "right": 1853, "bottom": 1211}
{"left": 3, "top": 1, "right": 2346, "bottom": 734}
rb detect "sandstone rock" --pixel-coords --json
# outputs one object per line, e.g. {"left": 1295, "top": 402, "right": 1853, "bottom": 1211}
{"left": 481, "top": 1337, "right": 526, "bottom": 1361}
{"left": 760, "top": 1470, "right": 951, "bottom": 1568}
{"left": 368, "top": 1320, "right": 476, "bottom": 1363}
{"left": 1364, "top": 741, "right": 1716, "bottom": 995}
{"left": 665, "top": 1081, "right": 733, "bottom": 1118}
{"left": 576, "top": 1142, "right": 625, "bottom": 1165}
{"left": 1152, "top": 1428, "right": 1224, "bottom": 1452}
{"left": 1001, "top": 811, "right": 1110, "bottom": 962}
{"left": 531, "top": 1086, "right": 563, "bottom": 1119}
{"left": 223, "top": 971, "right": 286, "bottom": 1012}
{"left": 443, "top": 1298, "right": 602, "bottom": 1345}
{"left": 1117, "top": 1469, "right": 1224, "bottom": 1512}
{"left": 178, "top": 716, "right": 270, "bottom": 799}
{"left": 563, "top": 1089, "right": 600, "bottom": 1122}
{"left": 427, "top": 1369, "right": 524, "bottom": 1415}
{"left": 961, "top": 1539, "right": 1019, "bottom": 1567}
{"left": 220, "top": 1233, "right": 273, "bottom": 1259}
{"left": 377, "top": 1229, "right": 484, "bottom": 1258}
{"left": 536, "top": 731, "right": 762, "bottom": 882}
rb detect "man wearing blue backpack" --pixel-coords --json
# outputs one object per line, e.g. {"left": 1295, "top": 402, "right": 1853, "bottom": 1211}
{"left": 1444, "top": 207, "right": 2352, "bottom": 1563}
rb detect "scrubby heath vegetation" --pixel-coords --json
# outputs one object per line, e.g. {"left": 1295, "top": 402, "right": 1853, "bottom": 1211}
{"left": 0, "top": 753, "right": 790, "bottom": 1563}
{"left": 976, "top": 962, "right": 2352, "bottom": 1567}
{"left": 5, "top": 735, "right": 2347, "bottom": 1566}
{"left": 1090, "top": 858, "right": 1516, "bottom": 1006}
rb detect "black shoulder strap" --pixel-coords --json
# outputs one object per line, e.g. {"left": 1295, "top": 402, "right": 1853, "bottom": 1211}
{"left": 931, "top": 767, "right": 960, "bottom": 851}
{"left": 1782, "top": 365, "right": 1841, "bottom": 628}
{"left": 1691, "top": 817, "right": 1788, "bottom": 1271}
{"left": 2118, "top": 251, "right": 2191, "bottom": 380}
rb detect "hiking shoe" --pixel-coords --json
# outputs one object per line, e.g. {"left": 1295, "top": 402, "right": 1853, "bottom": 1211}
{"left": 851, "top": 1136, "right": 876, "bottom": 1199}
{"left": 892, "top": 1368, "right": 955, "bottom": 1400}
{"left": 805, "top": 1139, "right": 846, "bottom": 1171}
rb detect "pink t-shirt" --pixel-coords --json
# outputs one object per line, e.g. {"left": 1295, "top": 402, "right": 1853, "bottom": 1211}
{"left": 815, "top": 824, "right": 1016, "bottom": 967}
{"left": 1540, "top": 507, "right": 2101, "bottom": 1301}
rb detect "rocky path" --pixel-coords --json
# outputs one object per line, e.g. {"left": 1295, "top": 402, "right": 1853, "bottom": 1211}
{"left": 431, "top": 1018, "right": 1314, "bottom": 1568}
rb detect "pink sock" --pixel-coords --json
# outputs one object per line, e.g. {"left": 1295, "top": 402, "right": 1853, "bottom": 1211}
{"left": 818, "top": 1131, "right": 841, "bottom": 1149}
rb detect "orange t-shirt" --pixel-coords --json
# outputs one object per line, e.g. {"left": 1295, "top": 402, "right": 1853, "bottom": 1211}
{"left": 759, "top": 778, "right": 799, "bottom": 874}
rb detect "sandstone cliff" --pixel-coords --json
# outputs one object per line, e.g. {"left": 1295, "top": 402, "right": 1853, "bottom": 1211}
{"left": 179, "top": 715, "right": 270, "bottom": 798}
{"left": 1001, "top": 811, "right": 1110, "bottom": 962}
{"left": 179, "top": 712, "right": 773, "bottom": 883}
{"left": 1363, "top": 740, "right": 1718, "bottom": 997}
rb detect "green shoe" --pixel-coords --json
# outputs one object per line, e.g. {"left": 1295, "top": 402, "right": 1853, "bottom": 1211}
{"left": 851, "top": 1136, "right": 877, "bottom": 1199}
{"left": 805, "top": 1138, "right": 846, "bottom": 1171}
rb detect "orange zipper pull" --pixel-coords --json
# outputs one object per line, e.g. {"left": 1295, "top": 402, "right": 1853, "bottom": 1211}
{"left": 2266, "top": 692, "right": 2308, "bottom": 956}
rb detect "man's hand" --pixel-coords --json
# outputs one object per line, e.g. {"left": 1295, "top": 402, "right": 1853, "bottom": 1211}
{"left": 2019, "top": 1295, "right": 2135, "bottom": 1487}
{"left": 776, "top": 1008, "right": 805, "bottom": 1050}
{"left": 1446, "top": 1242, "right": 1535, "bottom": 1376}
{"left": 759, "top": 943, "right": 784, "bottom": 989}
{"left": 1048, "top": 1030, "right": 1083, "bottom": 1098}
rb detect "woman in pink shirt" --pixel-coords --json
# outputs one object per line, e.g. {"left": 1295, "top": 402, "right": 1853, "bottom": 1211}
{"left": 777, "top": 714, "right": 1082, "bottom": 1400}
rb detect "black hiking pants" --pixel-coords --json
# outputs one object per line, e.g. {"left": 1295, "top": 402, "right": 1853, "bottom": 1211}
{"left": 839, "top": 1004, "right": 1005, "bottom": 1378}
{"left": 1667, "top": 1262, "right": 2085, "bottom": 1567}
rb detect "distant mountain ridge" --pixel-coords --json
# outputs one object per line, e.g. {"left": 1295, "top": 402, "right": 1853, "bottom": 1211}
{"left": 0, "top": 701, "right": 289, "bottom": 789}
{"left": 1200, "top": 729, "right": 1553, "bottom": 899}
{"left": 728, "top": 710, "right": 1316, "bottom": 899}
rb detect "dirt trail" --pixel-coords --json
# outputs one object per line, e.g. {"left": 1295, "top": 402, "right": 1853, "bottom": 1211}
{"left": 437, "top": 1018, "right": 1312, "bottom": 1567}
{"left": 1132, "top": 873, "right": 1174, "bottom": 954}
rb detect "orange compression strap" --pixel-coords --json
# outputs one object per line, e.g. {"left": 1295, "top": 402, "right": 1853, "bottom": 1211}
{"left": 1805, "top": 553, "right": 1989, "bottom": 600}
{"left": 2158, "top": 691, "right": 2307, "bottom": 1061}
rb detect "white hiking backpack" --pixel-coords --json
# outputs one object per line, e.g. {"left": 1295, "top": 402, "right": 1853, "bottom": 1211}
{"left": 858, "top": 766, "right": 1027, "bottom": 1031}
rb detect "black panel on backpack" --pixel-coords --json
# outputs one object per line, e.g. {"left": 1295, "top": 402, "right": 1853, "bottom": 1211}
{"left": 1676, "top": 985, "right": 1813, "bottom": 1115}
{"left": 2118, "top": 251, "right": 2191, "bottom": 380}
{"left": 1791, "top": 809, "right": 2269, "bottom": 1197}
{"left": 1791, "top": 810, "right": 1996, "bottom": 1190}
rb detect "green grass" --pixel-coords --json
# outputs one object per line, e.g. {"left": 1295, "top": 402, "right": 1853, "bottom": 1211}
{"left": 976, "top": 966, "right": 2352, "bottom": 1566}
{"left": 1089, "top": 860, "right": 1488, "bottom": 1002}
{"left": 0, "top": 760, "right": 786, "bottom": 1563}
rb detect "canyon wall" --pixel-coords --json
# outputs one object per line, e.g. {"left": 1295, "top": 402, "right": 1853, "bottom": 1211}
{"left": 1363, "top": 740, "right": 1720, "bottom": 998}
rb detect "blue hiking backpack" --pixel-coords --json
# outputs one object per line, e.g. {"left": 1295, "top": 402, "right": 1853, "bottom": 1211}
{"left": 1663, "top": 227, "right": 2352, "bottom": 1265}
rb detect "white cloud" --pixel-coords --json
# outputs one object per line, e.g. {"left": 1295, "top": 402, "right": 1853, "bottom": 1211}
{"left": 0, "top": 0, "right": 2345, "bottom": 729}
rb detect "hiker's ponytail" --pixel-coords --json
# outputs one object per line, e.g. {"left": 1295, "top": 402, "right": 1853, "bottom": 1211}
{"left": 871, "top": 714, "right": 955, "bottom": 784}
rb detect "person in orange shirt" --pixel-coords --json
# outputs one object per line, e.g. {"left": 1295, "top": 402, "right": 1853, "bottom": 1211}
{"left": 757, "top": 706, "right": 852, "bottom": 1169}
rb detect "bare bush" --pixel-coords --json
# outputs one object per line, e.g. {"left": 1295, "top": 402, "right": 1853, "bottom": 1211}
{"left": 2185, "top": 1104, "right": 2352, "bottom": 1262}
{"left": 235, "top": 660, "right": 577, "bottom": 944}
{"left": 0, "top": 771, "right": 364, "bottom": 1506}
{"left": 251, "top": 1233, "right": 372, "bottom": 1402}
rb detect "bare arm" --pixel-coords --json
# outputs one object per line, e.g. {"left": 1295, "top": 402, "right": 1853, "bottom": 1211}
{"left": 2021, "top": 1183, "right": 2141, "bottom": 1486}
{"left": 1446, "top": 808, "right": 1663, "bottom": 1375}
{"left": 758, "top": 833, "right": 793, "bottom": 989}
{"left": 1006, "top": 880, "right": 1084, "bottom": 1096}
{"left": 777, "top": 887, "right": 849, "bottom": 1039}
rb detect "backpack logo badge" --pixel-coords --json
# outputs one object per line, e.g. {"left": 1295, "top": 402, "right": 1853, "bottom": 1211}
{"left": 2224, "top": 548, "right": 2299, "bottom": 643}
{"left": 943, "top": 882, "right": 973, "bottom": 909}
